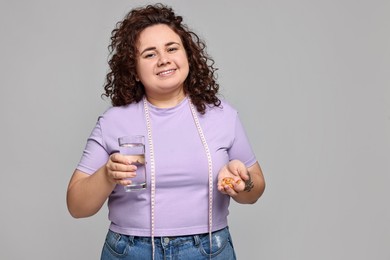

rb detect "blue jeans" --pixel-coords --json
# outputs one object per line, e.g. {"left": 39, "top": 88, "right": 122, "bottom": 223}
{"left": 101, "top": 227, "right": 237, "bottom": 259}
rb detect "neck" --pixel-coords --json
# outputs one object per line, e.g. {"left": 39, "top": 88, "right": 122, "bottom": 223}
{"left": 145, "top": 90, "right": 186, "bottom": 108}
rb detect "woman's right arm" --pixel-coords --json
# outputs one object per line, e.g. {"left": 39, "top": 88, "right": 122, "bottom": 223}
{"left": 66, "top": 153, "right": 136, "bottom": 218}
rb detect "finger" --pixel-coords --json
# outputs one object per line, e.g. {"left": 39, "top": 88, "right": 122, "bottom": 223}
{"left": 223, "top": 185, "right": 238, "bottom": 197}
{"left": 108, "top": 161, "right": 137, "bottom": 173}
{"left": 116, "top": 179, "right": 132, "bottom": 186}
{"left": 237, "top": 168, "right": 250, "bottom": 181}
{"left": 228, "top": 160, "right": 248, "bottom": 178}
{"left": 111, "top": 169, "right": 137, "bottom": 180}
{"left": 232, "top": 180, "right": 245, "bottom": 192}
{"left": 217, "top": 184, "right": 228, "bottom": 194}
{"left": 227, "top": 160, "right": 242, "bottom": 173}
{"left": 110, "top": 153, "right": 132, "bottom": 165}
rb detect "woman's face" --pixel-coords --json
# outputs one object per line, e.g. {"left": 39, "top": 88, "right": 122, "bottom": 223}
{"left": 136, "top": 24, "right": 189, "bottom": 102}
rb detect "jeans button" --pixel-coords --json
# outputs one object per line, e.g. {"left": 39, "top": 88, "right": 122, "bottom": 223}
{"left": 164, "top": 237, "right": 170, "bottom": 244}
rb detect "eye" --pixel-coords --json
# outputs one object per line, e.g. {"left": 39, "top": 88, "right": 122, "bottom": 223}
{"left": 143, "top": 52, "right": 156, "bottom": 59}
{"left": 167, "top": 47, "right": 178, "bottom": 53}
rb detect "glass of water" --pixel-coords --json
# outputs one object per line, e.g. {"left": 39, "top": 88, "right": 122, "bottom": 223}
{"left": 118, "top": 135, "right": 147, "bottom": 192}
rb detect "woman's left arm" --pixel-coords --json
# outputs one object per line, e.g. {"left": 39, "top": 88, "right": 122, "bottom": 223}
{"left": 217, "top": 160, "right": 266, "bottom": 204}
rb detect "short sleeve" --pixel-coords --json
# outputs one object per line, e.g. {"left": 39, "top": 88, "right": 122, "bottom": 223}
{"left": 76, "top": 119, "right": 110, "bottom": 175}
{"left": 227, "top": 114, "right": 257, "bottom": 167}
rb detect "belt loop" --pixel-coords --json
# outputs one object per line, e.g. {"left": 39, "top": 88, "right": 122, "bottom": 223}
{"left": 128, "top": 236, "right": 135, "bottom": 246}
{"left": 159, "top": 237, "right": 164, "bottom": 247}
{"left": 193, "top": 235, "right": 201, "bottom": 247}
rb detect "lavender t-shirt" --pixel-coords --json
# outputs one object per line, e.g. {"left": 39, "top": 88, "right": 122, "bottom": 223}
{"left": 77, "top": 97, "right": 256, "bottom": 236}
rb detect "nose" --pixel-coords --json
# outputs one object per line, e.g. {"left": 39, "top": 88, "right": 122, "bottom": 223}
{"left": 157, "top": 54, "right": 170, "bottom": 66}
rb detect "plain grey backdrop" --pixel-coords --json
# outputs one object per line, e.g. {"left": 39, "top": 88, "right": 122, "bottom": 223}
{"left": 1, "top": 0, "right": 389, "bottom": 259}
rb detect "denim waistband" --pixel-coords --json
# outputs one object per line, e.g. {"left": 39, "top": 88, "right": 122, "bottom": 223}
{"left": 107, "top": 227, "right": 228, "bottom": 246}
{"left": 102, "top": 226, "right": 236, "bottom": 259}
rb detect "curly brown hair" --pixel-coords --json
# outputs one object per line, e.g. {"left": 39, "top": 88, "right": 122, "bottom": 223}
{"left": 102, "top": 3, "right": 221, "bottom": 114}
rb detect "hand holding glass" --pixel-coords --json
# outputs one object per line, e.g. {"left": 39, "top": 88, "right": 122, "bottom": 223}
{"left": 118, "top": 135, "right": 147, "bottom": 192}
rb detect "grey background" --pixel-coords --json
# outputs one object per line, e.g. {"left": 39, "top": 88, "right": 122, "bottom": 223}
{"left": 1, "top": 0, "right": 389, "bottom": 259}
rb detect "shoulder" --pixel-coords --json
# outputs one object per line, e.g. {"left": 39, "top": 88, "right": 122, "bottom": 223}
{"left": 93, "top": 101, "right": 146, "bottom": 139}
{"left": 100, "top": 102, "right": 142, "bottom": 120}
{"left": 95, "top": 102, "right": 144, "bottom": 133}
{"left": 199, "top": 98, "right": 239, "bottom": 126}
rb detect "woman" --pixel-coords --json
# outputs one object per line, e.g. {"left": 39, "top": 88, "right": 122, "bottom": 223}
{"left": 67, "top": 3, "right": 265, "bottom": 260}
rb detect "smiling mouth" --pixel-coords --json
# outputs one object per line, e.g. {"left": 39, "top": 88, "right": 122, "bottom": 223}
{"left": 157, "top": 69, "right": 176, "bottom": 76}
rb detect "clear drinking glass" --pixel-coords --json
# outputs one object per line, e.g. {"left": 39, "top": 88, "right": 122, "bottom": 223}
{"left": 118, "top": 135, "right": 147, "bottom": 192}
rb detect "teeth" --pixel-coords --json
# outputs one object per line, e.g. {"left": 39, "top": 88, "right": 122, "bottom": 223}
{"left": 158, "top": 69, "right": 174, "bottom": 76}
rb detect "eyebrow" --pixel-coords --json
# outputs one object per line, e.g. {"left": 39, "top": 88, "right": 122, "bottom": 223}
{"left": 140, "top": 41, "right": 180, "bottom": 55}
